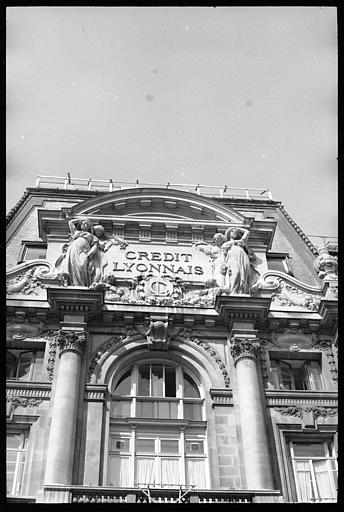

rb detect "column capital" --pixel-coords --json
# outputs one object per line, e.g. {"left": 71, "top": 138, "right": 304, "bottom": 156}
{"left": 230, "top": 335, "right": 260, "bottom": 365}
{"left": 57, "top": 330, "right": 87, "bottom": 356}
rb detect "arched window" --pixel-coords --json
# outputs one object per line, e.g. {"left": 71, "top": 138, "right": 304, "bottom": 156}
{"left": 107, "top": 361, "right": 209, "bottom": 489}
{"left": 111, "top": 363, "right": 203, "bottom": 420}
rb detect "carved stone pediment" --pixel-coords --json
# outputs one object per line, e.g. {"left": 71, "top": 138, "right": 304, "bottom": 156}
{"left": 257, "top": 271, "right": 325, "bottom": 311}
{"left": 6, "top": 260, "right": 63, "bottom": 297}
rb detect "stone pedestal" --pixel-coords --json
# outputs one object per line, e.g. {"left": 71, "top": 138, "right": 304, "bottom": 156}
{"left": 230, "top": 334, "right": 273, "bottom": 490}
{"left": 44, "top": 330, "right": 87, "bottom": 485}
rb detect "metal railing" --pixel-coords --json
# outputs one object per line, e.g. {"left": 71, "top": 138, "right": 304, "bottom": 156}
{"left": 34, "top": 174, "right": 273, "bottom": 200}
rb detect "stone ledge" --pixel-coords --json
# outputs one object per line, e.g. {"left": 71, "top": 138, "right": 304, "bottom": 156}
{"left": 265, "top": 390, "right": 337, "bottom": 408}
{"left": 6, "top": 381, "right": 51, "bottom": 400}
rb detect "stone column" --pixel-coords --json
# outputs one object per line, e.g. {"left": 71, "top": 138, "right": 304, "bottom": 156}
{"left": 44, "top": 330, "right": 87, "bottom": 485}
{"left": 230, "top": 334, "right": 274, "bottom": 490}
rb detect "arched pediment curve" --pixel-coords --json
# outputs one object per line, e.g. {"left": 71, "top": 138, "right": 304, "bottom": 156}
{"left": 67, "top": 187, "right": 246, "bottom": 224}
{"left": 88, "top": 335, "right": 229, "bottom": 391}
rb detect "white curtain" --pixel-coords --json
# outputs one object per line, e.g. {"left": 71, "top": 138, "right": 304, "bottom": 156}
{"left": 161, "top": 458, "right": 179, "bottom": 486}
{"left": 313, "top": 460, "right": 335, "bottom": 500}
{"left": 108, "top": 456, "right": 130, "bottom": 487}
{"left": 136, "top": 457, "right": 155, "bottom": 485}
{"left": 186, "top": 459, "right": 206, "bottom": 488}
{"left": 295, "top": 461, "right": 313, "bottom": 502}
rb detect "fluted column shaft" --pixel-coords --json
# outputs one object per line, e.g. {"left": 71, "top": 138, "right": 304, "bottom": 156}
{"left": 44, "top": 330, "right": 87, "bottom": 485}
{"left": 230, "top": 336, "right": 274, "bottom": 490}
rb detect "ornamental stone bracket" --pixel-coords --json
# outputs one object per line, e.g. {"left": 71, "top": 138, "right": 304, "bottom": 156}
{"left": 214, "top": 295, "right": 271, "bottom": 330}
{"left": 47, "top": 287, "right": 104, "bottom": 321}
{"left": 210, "top": 388, "right": 233, "bottom": 407}
{"left": 84, "top": 384, "right": 108, "bottom": 402}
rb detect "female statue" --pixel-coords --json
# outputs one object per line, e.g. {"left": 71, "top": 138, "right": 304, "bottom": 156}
{"left": 222, "top": 227, "right": 251, "bottom": 294}
{"left": 55, "top": 218, "right": 100, "bottom": 287}
{"left": 91, "top": 225, "right": 127, "bottom": 284}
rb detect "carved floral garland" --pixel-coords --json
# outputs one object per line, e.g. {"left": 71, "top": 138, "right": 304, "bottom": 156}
{"left": 177, "top": 328, "right": 230, "bottom": 388}
{"left": 275, "top": 406, "right": 337, "bottom": 419}
{"left": 7, "top": 396, "right": 43, "bottom": 409}
{"left": 87, "top": 328, "right": 138, "bottom": 382}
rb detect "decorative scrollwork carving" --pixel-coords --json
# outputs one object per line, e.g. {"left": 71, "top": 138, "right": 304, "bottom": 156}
{"left": 87, "top": 327, "right": 138, "bottom": 383}
{"left": 7, "top": 396, "right": 43, "bottom": 409}
{"left": 176, "top": 329, "right": 230, "bottom": 388}
{"left": 230, "top": 337, "right": 261, "bottom": 365}
{"left": 275, "top": 406, "right": 337, "bottom": 419}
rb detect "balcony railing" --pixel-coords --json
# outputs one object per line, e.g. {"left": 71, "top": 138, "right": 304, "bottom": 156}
{"left": 34, "top": 174, "right": 273, "bottom": 201}
{"left": 42, "top": 485, "right": 282, "bottom": 504}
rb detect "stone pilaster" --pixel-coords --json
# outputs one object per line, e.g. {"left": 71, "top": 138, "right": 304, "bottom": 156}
{"left": 44, "top": 330, "right": 87, "bottom": 485}
{"left": 230, "top": 333, "right": 274, "bottom": 490}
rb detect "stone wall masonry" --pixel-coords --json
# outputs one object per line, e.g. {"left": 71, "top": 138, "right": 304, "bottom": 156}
{"left": 214, "top": 406, "right": 242, "bottom": 489}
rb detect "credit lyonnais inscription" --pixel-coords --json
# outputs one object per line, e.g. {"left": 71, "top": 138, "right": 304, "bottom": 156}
{"left": 107, "top": 244, "right": 212, "bottom": 282}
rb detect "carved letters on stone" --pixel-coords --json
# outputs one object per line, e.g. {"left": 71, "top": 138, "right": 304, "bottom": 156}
{"left": 230, "top": 337, "right": 261, "bottom": 365}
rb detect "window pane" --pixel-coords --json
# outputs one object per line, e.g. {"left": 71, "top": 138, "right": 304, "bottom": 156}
{"left": 32, "top": 351, "right": 44, "bottom": 381}
{"left": 152, "top": 364, "right": 163, "bottom": 397}
{"left": 137, "top": 400, "right": 154, "bottom": 418}
{"left": 313, "top": 460, "right": 335, "bottom": 500}
{"left": 138, "top": 365, "right": 150, "bottom": 396}
{"left": 161, "top": 440, "right": 179, "bottom": 453}
{"left": 267, "top": 258, "right": 286, "bottom": 273}
{"left": 111, "top": 400, "right": 131, "bottom": 418}
{"left": 293, "top": 367, "right": 303, "bottom": 390}
{"left": 280, "top": 361, "right": 293, "bottom": 390}
{"left": 186, "top": 459, "right": 206, "bottom": 488}
{"left": 114, "top": 369, "right": 132, "bottom": 395}
{"left": 136, "top": 457, "right": 155, "bottom": 485}
{"left": 295, "top": 461, "right": 314, "bottom": 501}
{"left": 136, "top": 439, "right": 155, "bottom": 453}
{"left": 17, "top": 352, "right": 33, "bottom": 380}
{"left": 165, "top": 366, "right": 176, "bottom": 397}
{"left": 7, "top": 434, "right": 23, "bottom": 450}
{"left": 184, "top": 403, "right": 202, "bottom": 421}
{"left": 25, "top": 246, "right": 47, "bottom": 260}
{"left": 161, "top": 458, "right": 180, "bottom": 485}
{"left": 185, "top": 441, "right": 204, "bottom": 454}
{"left": 294, "top": 443, "right": 326, "bottom": 457}
{"left": 183, "top": 373, "right": 200, "bottom": 398}
{"left": 310, "top": 362, "right": 323, "bottom": 391}
{"left": 110, "top": 438, "right": 130, "bottom": 452}
{"left": 108, "top": 455, "right": 130, "bottom": 486}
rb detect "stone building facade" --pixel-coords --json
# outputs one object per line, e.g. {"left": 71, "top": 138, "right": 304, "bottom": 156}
{"left": 6, "top": 180, "right": 338, "bottom": 504}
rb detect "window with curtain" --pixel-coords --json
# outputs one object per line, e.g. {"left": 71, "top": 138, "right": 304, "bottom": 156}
{"left": 107, "top": 433, "right": 207, "bottom": 489}
{"left": 6, "top": 350, "right": 44, "bottom": 381}
{"left": 6, "top": 432, "right": 28, "bottom": 496}
{"left": 111, "top": 363, "right": 203, "bottom": 420}
{"left": 108, "top": 361, "right": 208, "bottom": 489}
{"left": 290, "top": 440, "right": 337, "bottom": 502}
{"left": 270, "top": 358, "right": 323, "bottom": 391}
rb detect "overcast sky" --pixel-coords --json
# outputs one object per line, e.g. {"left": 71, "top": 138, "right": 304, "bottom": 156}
{"left": 6, "top": 6, "right": 337, "bottom": 238}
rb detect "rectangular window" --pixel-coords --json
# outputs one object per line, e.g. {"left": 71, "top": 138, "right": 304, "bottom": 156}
{"left": 6, "top": 433, "right": 28, "bottom": 496}
{"left": 267, "top": 254, "right": 293, "bottom": 275}
{"left": 18, "top": 242, "right": 47, "bottom": 264}
{"left": 270, "top": 358, "right": 323, "bottom": 391}
{"left": 290, "top": 440, "right": 337, "bottom": 502}
{"left": 6, "top": 350, "right": 44, "bottom": 382}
